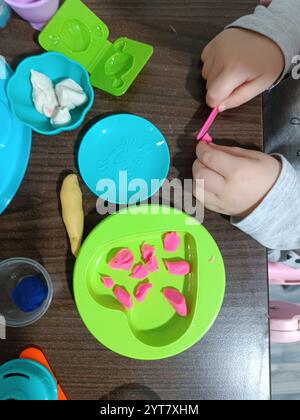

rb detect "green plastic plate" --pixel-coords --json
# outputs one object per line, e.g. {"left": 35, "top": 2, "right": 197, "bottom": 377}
{"left": 39, "top": 0, "right": 153, "bottom": 96}
{"left": 74, "top": 205, "right": 226, "bottom": 360}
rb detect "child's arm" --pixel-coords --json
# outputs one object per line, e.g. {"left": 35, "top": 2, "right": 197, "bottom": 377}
{"left": 202, "top": 0, "right": 300, "bottom": 110}
{"left": 193, "top": 142, "right": 300, "bottom": 251}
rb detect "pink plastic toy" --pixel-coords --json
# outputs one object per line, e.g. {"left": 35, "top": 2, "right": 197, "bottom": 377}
{"left": 270, "top": 300, "right": 300, "bottom": 344}
{"left": 130, "top": 264, "right": 148, "bottom": 280}
{"left": 146, "top": 255, "right": 159, "bottom": 273}
{"left": 101, "top": 276, "right": 115, "bottom": 289}
{"left": 165, "top": 260, "right": 191, "bottom": 276}
{"left": 114, "top": 286, "right": 133, "bottom": 310}
{"left": 5, "top": 0, "right": 59, "bottom": 31}
{"left": 135, "top": 283, "right": 153, "bottom": 303}
{"left": 163, "top": 288, "right": 188, "bottom": 317}
{"left": 109, "top": 249, "right": 134, "bottom": 271}
{"left": 164, "top": 232, "right": 181, "bottom": 252}
{"left": 268, "top": 262, "right": 300, "bottom": 285}
{"left": 196, "top": 107, "right": 219, "bottom": 141}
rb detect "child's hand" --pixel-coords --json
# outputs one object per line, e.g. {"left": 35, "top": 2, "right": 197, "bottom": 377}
{"left": 201, "top": 28, "right": 284, "bottom": 110}
{"left": 193, "top": 143, "right": 282, "bottom": 217}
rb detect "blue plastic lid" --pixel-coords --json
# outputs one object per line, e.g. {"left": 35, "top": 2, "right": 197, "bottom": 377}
{"left": 0, "top": 359, "right": 58, "bottom": 400}
{"left": 78, "top": 114, "right": 170, "bottom": 205}
{"left": 0, "top": 57, "right": 32, "bottom": 214}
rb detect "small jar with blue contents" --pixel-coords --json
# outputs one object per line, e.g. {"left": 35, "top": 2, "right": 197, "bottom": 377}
{"left": 0, "top": 0, "right": 11, "bottom": 28}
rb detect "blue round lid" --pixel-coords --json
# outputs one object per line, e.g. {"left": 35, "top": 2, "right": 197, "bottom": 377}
{"left": 78, "top": 114, "right": 170, "bottom": 205}
{"left": 0, "top": 57, "right": 32, "bottom": 214}
{"left": 0, "top": 359, "right": 58, "bottom": 401}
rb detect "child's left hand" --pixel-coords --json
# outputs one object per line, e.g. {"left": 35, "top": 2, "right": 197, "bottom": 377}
{"left": 192, "top": 143, "right": 282, "bottom": 218}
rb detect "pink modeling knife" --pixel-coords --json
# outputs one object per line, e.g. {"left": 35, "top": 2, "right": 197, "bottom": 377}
{"left": 196, "top": 106, "right": 219, "bottom": 143}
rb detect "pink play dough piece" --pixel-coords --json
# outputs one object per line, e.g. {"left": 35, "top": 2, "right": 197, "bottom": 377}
{"left": 114, "top": 286, "right": 133, "bottom": 309}
{"left": 146, "top": 255, "right": 159, "bottom": 273}
{"left": 131, "top": 264, "right": 148, "bottom": 280}
{"left": 101, "top": 276, "right": 115, "bottom": 289}
{"left": 141, "top": 243, "right": 156, "bottom": 261}
{"left": 141, "top": 242, "right": 158, "bottom": 272}
{"left": 135, "top": 283, "right": 153, "bottom": 303}
{"left": 109, "top": 249, "right": 134, "bottom": 271}
{"left": 163, "top": 288, "right": 188, "bottom": 317}
{"left": 164, "top": 232, "right": 181, "bottom": 252}
{"left": 165, "top": 260, "right": 191, "bottom": 276}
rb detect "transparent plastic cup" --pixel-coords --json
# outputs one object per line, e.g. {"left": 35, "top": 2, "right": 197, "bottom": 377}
{"left": 0, "top": 258, "right": 53, "bottom": 328}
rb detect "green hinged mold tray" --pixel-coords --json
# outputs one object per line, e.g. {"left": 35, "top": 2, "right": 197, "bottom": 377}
{"left": 39, "top": 0, "right": 154, "bottom": 96}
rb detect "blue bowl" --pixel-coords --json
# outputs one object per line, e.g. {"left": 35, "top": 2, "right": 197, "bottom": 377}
{"left": 6, "top": 52, "right": 94, "bottom": 136}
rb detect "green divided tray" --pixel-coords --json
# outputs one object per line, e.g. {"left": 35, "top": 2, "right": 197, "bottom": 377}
{"left": 39, "top": 0, "right": 154, "bottom": 96}
{"left": 74, "top": 205, "right": 226, "bottom": 360}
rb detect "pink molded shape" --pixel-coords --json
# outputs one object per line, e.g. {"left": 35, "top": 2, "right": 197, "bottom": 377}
{"left": 270, "top": 300, "right": 300, "bottom": 344}
{"left": 165, "top": 260, "right": 191, "bottom": 276}
{"left": 163, "top": 288, "right": 188, "bottom": 317}
{"left": 135, "top": 283, "right": 153, "bottom": 303}
{"left": 130, "top": 264, "right": 148, "bottom": 280}
{"left": 101, "top": 276, "right": 115, "bottom": 289}
{"left": 141, "top": 242, "right": 158, "bottom": 272}
{"left": 268, "top": 262, "right": 300, "bottom": 285}
{"left": 109, "top": 249, "right": 134, "bottom": 271}
{"left": 164, "top": 232, "right": 181, "bottom": 252}
{"left": 114, "top": 286, "right": 133, "bottom": 310}
{"left": 146, "top": 255, "right": 159, "bottom": 273}
{"left": 141, "top": 243, "right": 156, "bottom": 261}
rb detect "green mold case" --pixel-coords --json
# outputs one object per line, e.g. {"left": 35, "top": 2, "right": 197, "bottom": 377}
{"left": 39, "top": 0, "right": 154, "bottom": 96}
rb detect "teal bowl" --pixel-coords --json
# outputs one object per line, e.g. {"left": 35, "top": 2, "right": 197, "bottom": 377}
{"left": 7, "top": 52, "right": 94, "bottom": 136}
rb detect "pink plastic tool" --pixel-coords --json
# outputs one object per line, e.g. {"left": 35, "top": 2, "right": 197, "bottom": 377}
{"left": 196, "top": 107, "right": 219, "bottom": 142}
{"left": 268, "top": 262, "right": 300, "bottom": 285}
{"left": 270, "top": 301, "right": 300, "bottom": 344}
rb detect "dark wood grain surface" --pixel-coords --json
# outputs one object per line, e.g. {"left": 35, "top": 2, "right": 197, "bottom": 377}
{"left": 0, "top": 0, "right": 270, "bottom": 400}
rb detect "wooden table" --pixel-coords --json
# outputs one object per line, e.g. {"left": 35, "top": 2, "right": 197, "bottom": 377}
{"left": 0, "top": 0, "right": 270, "bottom": 400}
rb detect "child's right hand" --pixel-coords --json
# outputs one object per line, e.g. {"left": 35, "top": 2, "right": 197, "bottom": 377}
{"left": 201, "top": 28, "right": 285, "bottom": 110}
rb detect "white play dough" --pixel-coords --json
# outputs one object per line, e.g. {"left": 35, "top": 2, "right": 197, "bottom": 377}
{"left": 55, "top": 79, "right": 88, "bottom": 111}
{"left": 30, "top": 71, "right": 88, "bottom": 128}
{"left": 50, "top": 107, "right": 72, "bottom": 127}
{"left": 30, "top": 70, "right": 58, "bottom": 118}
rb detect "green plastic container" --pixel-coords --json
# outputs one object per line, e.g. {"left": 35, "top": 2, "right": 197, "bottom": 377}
{"left": 39, "top": 0, "right": 154, "bottom": 96}
{"left": 74, "top": 205, "right": 226, "bottom": 360}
